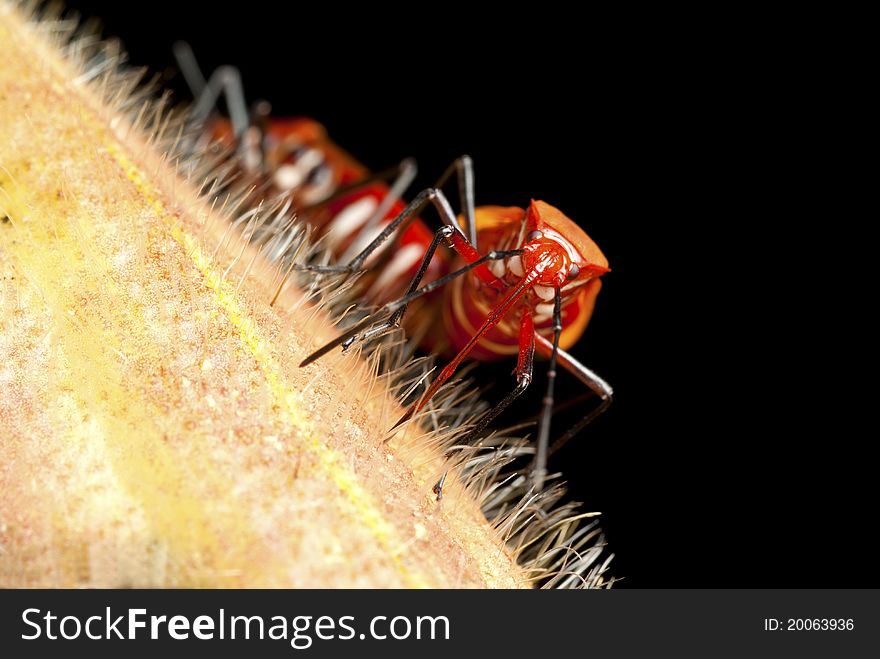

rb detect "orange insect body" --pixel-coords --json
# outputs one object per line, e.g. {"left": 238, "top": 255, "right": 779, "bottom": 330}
{"left": 211, "top": 115, "right": 611, "bottom": 495}
{"left": 211, "top": 117, "right": 610, "bottom": 360}
{"left": 426, "top": 202, "right": 608, "bottom": 360}
{"left": 177, "top": 46, "right": 613, "bottom": 493}
{"left": 210, "top": 116, "right": 446, "bottom": 301}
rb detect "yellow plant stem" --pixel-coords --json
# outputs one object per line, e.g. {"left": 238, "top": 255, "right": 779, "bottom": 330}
{"left": 0, "top": 3, "right": 525, "bottom": 588}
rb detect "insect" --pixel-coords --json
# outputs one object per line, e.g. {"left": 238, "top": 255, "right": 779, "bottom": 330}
{"left": 174, "top": 44, "right": 613, "bottom": 496}
{"left": 173, "top": 43, "right": 438, "bottom": 303}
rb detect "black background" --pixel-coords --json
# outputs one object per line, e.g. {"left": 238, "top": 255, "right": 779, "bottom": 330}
{"left": 55, "top": 1, "right": 869, "bottom": 587}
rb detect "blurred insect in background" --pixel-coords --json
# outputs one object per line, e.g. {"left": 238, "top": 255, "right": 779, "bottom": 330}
{"left": 174, "top": 44, "right": 613, "bottom": 496}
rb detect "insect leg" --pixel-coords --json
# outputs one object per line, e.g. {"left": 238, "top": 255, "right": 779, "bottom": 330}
{"left": 172, "top": 41, "right": 249, "bottom": 139}
{"left": 463, "top": 313, "right": 536, "bottom": 445}
{"left": 531, "top": 287, "right": 563, "bottom": 492}
{"left": 533, "top": 332, "right": 613, "bottom": 477}
{"left": 299, "top": 246, "right": 522, "bottom": 366}
{"left": 392, "top": 268, "right": 539, "bottom": 430}
{"left": 193, "top": 67, "right": 249, "bottom": 140}
{"left": 433, "top": 311, "right": 536, "bottom": 500}
{"left": 329, "top": 161, "right": 419, "bottom": 261}
{"left": 300, "top": 158, "right": 418, "bottom": 225}
{"left": 296, "top": 187, "right": 489, "bottom": 277}
{"left": 434, "top": 156, "right": 477, "bottom": 248}
{"left": 336, "top": 225, "right": 456, "bottom": 354}
{"left": 172, "top": 41, "right": 207, "bottom": 97}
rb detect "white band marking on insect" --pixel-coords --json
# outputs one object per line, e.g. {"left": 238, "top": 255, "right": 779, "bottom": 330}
{"left": 296, "top": 147, "right": 324, "bottom": 172}
{"left": 274, "top": 164, "right": 304, "bottom": 191}
{"left": 489, "top": 259, "right": 506, "bottom": 279}
{"left": 533, "top": 284, "right": 555, "bottom": 301}
{"left": 562, "top": 279, "right": 588, "bottom": 293}
{"left": 272, "top": 147, "right": 324, "bottom": 191}
{"left": 242, "top": 127, "right": 263, "bottom": 172}
{"left": 342, "top": 218, "right": 394, "bottom": 266}
{"left": 300, "top": 168, "right": 336, "bottom": 206}
{"left": 324, "top": 197, "right": 379, "bottom": 251}
{"left": 366, "top": 243, "right": 425, "bottom": 298}
{"left": 508, "top": 255, "right": 525, "bottom": 277}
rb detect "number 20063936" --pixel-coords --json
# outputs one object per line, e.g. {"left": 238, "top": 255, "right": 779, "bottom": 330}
{"left": 763, "top": 619, "right": 855, "bottom": 631}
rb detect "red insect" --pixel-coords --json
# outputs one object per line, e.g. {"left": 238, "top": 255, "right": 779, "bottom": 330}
{"left": 176, "top": 44, "right": 613, "bottom": 495}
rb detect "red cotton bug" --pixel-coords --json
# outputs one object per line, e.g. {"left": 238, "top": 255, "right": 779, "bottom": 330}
{"left": 175, "top": 44, "right": 613, "bottom": 496}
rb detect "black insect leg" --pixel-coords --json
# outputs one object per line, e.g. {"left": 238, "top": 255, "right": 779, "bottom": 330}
{"left": 433, "top": 310, "right": 536, "bottom": 501}
{"left": 300, "top": 242, "right": 522, "bottom": 366}
{"left": 531, "top": 287, "right": 563, "bottom": 492}
{"left": 532, "top": 331, "right": 613, "bottom": 489}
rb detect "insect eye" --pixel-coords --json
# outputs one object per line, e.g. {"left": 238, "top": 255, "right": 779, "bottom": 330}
{"left": 526, "top": 230, "right": 543, "bottom": 242}
{"left": 567, "top": 263, "right": 581, "bottom": 280}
